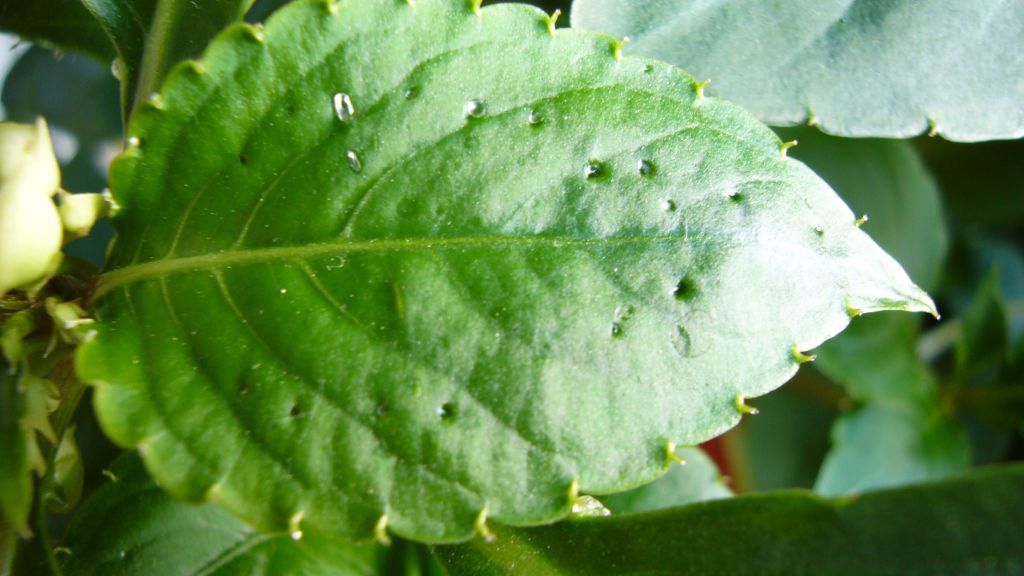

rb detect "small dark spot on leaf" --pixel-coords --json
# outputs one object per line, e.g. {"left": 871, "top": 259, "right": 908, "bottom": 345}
{"left": 289, "top": 404, "right": 302, "bottom": 417}
{"left": 610, "top": 322, "right": 623, "bottom": 337}
{"left": 376, "top": 401, "right": 389, "bottom": 417}
{"left": 239, "top": 154, "right": 249, "bottom": 165}
{"left": 437, "top": 402, "right": 457, "bottom": 421}
{"left": 674, "top": 276, "right": 697, "bottom": 300}
{"left": 238, "top": 381, "right": 250, "bottom": 395}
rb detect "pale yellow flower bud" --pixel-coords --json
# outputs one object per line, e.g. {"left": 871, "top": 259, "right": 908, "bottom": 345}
{"left": 0, "top": 118, "right": 64, "bottom": 296}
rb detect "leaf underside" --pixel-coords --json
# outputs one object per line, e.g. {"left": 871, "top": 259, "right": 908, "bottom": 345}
{"left": 571, "top": 0, "right": 1024, "bottom": 142}
{"left": 77, "top": 0, "right": 933, "bottom": 542}
{"left": 62, "top": 454, "right": 378, "bottom": 576}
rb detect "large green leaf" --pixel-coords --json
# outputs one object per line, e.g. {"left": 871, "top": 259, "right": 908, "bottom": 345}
{"left": 77, "top": 0, "right": 933, "bottom": 542}
{"left": 62, "top": 454, "right": 378, "bottom": 576}
{"left": 434, "top": 464, "right": 1024, "bottom": 575}
{"left": 571, "top": 0, "right": 1024, "bottom": 142}
{"left": 0, "top": 0, "right": 114, "bottom": 63}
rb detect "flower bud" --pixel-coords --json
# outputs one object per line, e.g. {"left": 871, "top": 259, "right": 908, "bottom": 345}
{"left": 0, "top": 119, "right": 63, "bottom": 296}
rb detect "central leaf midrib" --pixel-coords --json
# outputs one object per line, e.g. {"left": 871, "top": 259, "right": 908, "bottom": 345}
{"left": 94, "top": 232, "right": 688, "bottom": 300}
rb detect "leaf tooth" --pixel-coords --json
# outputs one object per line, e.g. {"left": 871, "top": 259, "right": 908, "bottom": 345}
{"left": 288, "top": 510, "right": 305, "bottom": 541}
{"left": 474, "top": 507, "right": 496, "bottom": 543}
{"left": 239, "top": 22, "right": 266, "bottom": 44}
{"left": 567, "top": 478, "right": 580, "bottom": 505}
{"left": 374, "top": 512, "right": 392, "bottom": 546}
{"left": 927, "top": 118, "right": 941, "bottom": 137}
{"left": 665, "top": 441, "right": 687, "bottom": 466}
{"left": 612, "top": 36, "right": 630, "bottom": 62}
{"left": 544, "top": 9, "right": 561, "bottom": 37}
{"left": 142, "top": 92, "right": 165, "bottom": 111}
{"left": 779, "top": 140, "right": 798, "bottom": 157}
{"left": 203, "top": 479, "right": 226, "bottom": 503}
{"left": 733, "top": 393, "right": 759, "bottom": 416}
{"left": 694, "top": 78, "right": 711, "bottom": 99}
{"left": 806, "top": 108, "right": 819, "bottom": 127}
{"left": 791, "top": 344, "right": 817, "bottom": 365}
{"left": 845, "top": 301, "right": 864, "bottom": 318}
{"left": 854, "top": 214, "right": 869, "bottom": 227}
{"left": 469, "top": 0, "right": 482, "bottom": 17}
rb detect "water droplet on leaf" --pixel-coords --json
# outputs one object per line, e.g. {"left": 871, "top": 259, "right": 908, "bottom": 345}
{"left": 333, "top": 92, "right": 355, "bottom": 123}
{"left": 637, "top": 159, "right": 655, "bottom": 177}
{"left": 528, "top": 110, "right": 543, "bottom": 125}
{"left": 437, "top": 402, "right": 457, "bottom": 420}
{"left": 610, "top": 322, "right": 623, "bottom": 337}
{"left": 464, "top": 99, "right": 486, "bottom": 118}
{"left": 584, "top": 160, "right": 605, "bottom": 180}
{"left": 346, "top": 150, "right": 362, "bottom": 172}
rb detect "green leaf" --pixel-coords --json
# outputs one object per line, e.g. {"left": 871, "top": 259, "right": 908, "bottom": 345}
{"left": 570, "top": 0, "right": 1024, "bottom": 141}
{"left": 815, "top": 401, "right": 970, "bottom": 496}
{"left": 62, "top": 453, "right": 379, "bottom": 576}
{"left": 0, "top": 0, "right": 114, "bottom": 63}
{"left": 434, "top": 464, "right": 1024, "bottom": 575}
{"left": 78, "top": 0, "right": 158, "bottom": 117}
{"left": 956, "top": 270, "right": 1009, "bottom": 378}
{"left": 601, "top": 447, "right": 730, "bottom": 514}
{"left": 132, "top": 0, "right": 255, "bottom": 115}
{"left": 77, "top": 0, "right": 933, "bottom": 542}
{"left": 814, "top": 314, "right": 969, "bottom": 495}
{"left": 776, "top": 127, "right": 947, "bottom": 292}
